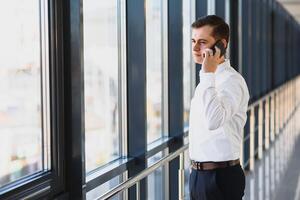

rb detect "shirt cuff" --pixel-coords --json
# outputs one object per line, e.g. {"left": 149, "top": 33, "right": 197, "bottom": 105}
{"left": 199, "top": 71, "right": 216, "bottom": 90}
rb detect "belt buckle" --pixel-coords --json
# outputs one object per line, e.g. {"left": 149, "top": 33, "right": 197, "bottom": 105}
{"left": 192, "top": 161, "right": 202, "bottom": 170}
{"left": 196, "top": 162, "right": 201, "bottom": 170}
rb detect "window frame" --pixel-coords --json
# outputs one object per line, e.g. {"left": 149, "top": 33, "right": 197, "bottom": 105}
{"left": 0, "top": 0, "right": 66, "bottom": 198}
{"left": 182, "top": 0, "right": 196, "bottom": 131}
{"left": 82, "top": 0, "right": 127, "bottom": 174}
{"left": 145, "top": 0, "right": 169, "bottom": 145}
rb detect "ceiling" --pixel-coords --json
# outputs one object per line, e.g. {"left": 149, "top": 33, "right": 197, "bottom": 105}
{"left": 277, "top": 0, "right": 300, "bottom": 23}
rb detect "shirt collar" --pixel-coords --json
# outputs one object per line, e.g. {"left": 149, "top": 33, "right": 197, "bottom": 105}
{"left": 215, "top": 59, "right": 230, "bottom": 74}
{"left": 199, "top": 59, "right": 231, "bottom": 76}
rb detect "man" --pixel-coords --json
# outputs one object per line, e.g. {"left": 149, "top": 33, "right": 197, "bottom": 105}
{"left": 188, "top": 15, "right": 250, "bottom": 200}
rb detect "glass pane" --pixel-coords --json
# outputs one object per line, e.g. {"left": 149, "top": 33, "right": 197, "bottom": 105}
{"left": 184, "top": 137, "right": 191, "bottom": 198}
{"left": 147, "top": 152, "right": 164, "bottom": 200}
{"left": 183, "top": 0, "right": 192, "bottom": 128}
{"left": 83, "top": 0, "right": 120, "bottom": 172}
{"left": 147, "top": 167, "right": 164, "bottom": 200}
{"left": 86, "top": 175, "right": 123, "bottom": 200}
{"left": 0, "top": 1, "right": 46, "bottom": 187}
{"left": 146, "top": 0, "right": 164, "bottom": 144}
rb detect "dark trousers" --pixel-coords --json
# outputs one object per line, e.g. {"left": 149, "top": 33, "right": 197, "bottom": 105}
{"left": 189, "top": 164, "right": 245, "bottom": 200}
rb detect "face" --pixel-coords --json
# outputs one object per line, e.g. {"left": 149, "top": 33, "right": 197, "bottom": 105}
{"left": 191, "top": 25, "right": 217, "bottom": 64}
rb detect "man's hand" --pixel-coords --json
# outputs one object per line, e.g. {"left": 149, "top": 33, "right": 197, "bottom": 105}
{"left": 202, "top": 46, "right": 224, "bottom": 73}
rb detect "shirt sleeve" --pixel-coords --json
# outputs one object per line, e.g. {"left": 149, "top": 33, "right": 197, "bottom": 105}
{"left": 199, "top": 72, "right": 244, "bottom": 130}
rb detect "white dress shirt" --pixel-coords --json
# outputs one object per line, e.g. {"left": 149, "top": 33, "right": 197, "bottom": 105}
{"left": 188, "top": 59, "right": 250, "bottom": 162}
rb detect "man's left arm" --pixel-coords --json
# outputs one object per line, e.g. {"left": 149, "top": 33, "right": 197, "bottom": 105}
{"left": 199, "top": 73, "right": 243, "bottom": 130}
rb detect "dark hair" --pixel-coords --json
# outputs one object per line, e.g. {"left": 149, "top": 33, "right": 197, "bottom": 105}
{"left": 191, "top": 15, "right": 229, "bottom": 43}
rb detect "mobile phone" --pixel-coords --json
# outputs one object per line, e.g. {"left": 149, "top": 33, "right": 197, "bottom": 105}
{"left": 211, "top": 40, "right": 226, "bottom": 57}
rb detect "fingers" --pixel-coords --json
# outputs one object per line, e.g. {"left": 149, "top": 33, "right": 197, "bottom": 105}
{"left": 203, "top": 48, "right": 213, "bottom": 58}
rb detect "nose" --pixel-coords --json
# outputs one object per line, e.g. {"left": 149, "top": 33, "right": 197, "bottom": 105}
{"left": 193, "top": 42, "right": 200, "bottom": 52}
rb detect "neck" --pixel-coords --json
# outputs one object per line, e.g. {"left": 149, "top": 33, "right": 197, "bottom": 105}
{"left": 218, "top": 58, "right": 226, "bottom": 65}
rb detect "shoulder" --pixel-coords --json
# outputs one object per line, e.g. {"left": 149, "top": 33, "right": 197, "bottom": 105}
{"left": 224, "top": 67, "right": 247, "bottom": 86}
{"left": 222, "top": 67, "right": 250, "bottom": 97}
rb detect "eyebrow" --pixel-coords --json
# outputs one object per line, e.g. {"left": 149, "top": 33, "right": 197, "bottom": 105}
{"left": 191, "top": 38, "right": 208, "bottom": 42}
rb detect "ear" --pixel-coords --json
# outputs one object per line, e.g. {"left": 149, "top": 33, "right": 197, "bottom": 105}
{"left": 221, "top": 39, "right": 227, "bottom": 49}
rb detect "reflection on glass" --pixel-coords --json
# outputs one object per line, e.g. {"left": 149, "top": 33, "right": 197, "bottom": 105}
{"left": 183, "top": 0, "right": 193, "bottom": 128}
{"left": 147, "top": 152, "right": 164, "bottom": 200}
{"left": 83, "top": 0, "right": 120, "bottom": 172}
{"left": 0, "top": 1, "right": 44, "bottom": 187}
{"left": 146, "top": 0, "right": 164, "bottom": 144}
{"left": 184, "top": 137, "right": 191, "bottom": 198}
{"left": 86, "top": 175, "right": 123, "bottom": 200}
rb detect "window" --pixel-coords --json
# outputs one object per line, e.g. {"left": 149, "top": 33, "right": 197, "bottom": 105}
{"left": 146, "top": 0, "right": 168, "bottom": 144}
{"left": 147, "top": 152, "right": 166, "bottom": 200}
{"left": 83, "top": 0, "right": 126, "bottom": 172}
{"left": 207, "top": 0, "right": 216, "bottom": 15}
{"left": 86, "top": 175, "right": 124, "bottom": 200}
{"left": 183, "top": 0, "right": 195, "bottom": 129}
{"left": 184, "top": 137, "right": 191, "bottom": 197}
{"left": 0, "top": 0, "right": 50, "bottom": 187}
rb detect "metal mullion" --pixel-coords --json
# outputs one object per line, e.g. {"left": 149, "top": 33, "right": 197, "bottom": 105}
{"left": 40, "top": 0, "right": 51, "bottom": 172}
{"left": 47, "top": 0, "right": 66, "bottom": 196}
{"left": 118, "top": 0, "right": 128, "bottom": 197}
{"left": 248, "top": 0, "right": 253, "bottom": 102}
{"left": 167, "top": 1, "right": 183, "bottom": 199}
{"left": 126, "top": 0, "right": 147, "bottom": 199}
{"left": 161, "top": 1, "right": 169, "bottom": 199}
{"left": 118, "top": 0, "right": 128, "bottom": 160}
{"left": 63, "top": 0, "right": 85, "bottom": 198}
{"left": 190, "top": 0, "right": 196, "bottom": 92}
{"left": 162, "top": 0, "right": 169, "bottom": 139}
{"left": 215, "top": 0, "right": 225, "bottom": 19}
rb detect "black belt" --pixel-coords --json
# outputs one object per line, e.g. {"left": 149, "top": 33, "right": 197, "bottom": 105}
{"left": 191, "top": 159, "right": 240, "bottom": 171}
